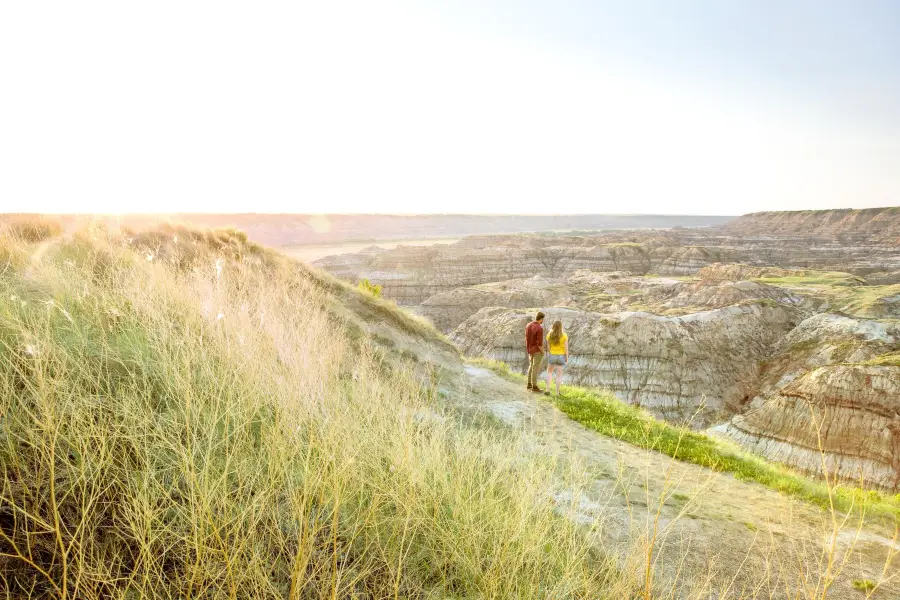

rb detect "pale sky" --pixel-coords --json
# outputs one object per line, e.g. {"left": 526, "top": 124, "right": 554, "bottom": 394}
{"left": 1, "top": 1, "right": 898, "bottom": 215}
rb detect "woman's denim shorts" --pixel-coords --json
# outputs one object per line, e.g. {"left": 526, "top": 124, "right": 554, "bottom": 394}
{"left": 548, "top": 353, "right": 567, "bottom": 366}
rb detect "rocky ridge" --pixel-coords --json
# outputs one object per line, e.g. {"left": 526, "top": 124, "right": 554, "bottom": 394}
{"left": 725, "top": 207, "right": 900, "bottom": 242}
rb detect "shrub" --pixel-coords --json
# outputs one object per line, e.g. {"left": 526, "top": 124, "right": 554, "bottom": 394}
{"left": 357, "top": 278, "right": 382, "bottom": 298}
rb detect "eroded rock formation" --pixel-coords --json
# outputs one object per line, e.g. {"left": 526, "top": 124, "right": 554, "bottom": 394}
{"left": 315, "top": 223, "right": 900, "bottom": 304}
{"left": 452, "top": 303, "right": 799, "bottom": 425}
{"left": 722, "top": 315, "right": 900, "bottom": 489}
{"left": 698, "top": 264, "right": 820, "bottom": 281}
{"left": 654, "top": 246, "right": 727, "bottom": 275}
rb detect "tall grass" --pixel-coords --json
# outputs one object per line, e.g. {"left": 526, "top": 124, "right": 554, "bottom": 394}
{"left": 0, "top": 230, "right": 621, "bottom": 598}
{"left": 1, "top": 215, "right": 63, "bottom": 243}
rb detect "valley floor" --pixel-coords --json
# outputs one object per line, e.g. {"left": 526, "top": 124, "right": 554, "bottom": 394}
{"left": 456, "top": 365, "right": 900, "bottom": 599}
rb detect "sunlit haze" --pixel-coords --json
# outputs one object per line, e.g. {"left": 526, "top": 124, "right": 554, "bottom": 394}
{"left": 2, "top": 1, "right": 898, "bottom": 215}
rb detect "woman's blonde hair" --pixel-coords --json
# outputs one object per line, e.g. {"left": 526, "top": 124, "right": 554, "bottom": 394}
{"left": 548, "top": 320, "right": 563, "bottom": 345}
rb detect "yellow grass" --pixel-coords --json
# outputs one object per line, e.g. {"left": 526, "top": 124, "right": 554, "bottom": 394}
{"left": 0, "top": 228, "right": 624, "bottom": 598}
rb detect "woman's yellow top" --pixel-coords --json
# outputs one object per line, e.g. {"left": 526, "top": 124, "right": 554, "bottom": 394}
{"left": 547, "top": 332, "right": 568, "bottom": 355}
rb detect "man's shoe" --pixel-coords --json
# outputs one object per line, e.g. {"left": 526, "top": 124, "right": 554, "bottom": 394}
{"left": 531, "top": 387, "right": 543, "bottom": 393}
{"left": 527, "top": 383, "right": 533, "bottom": 390}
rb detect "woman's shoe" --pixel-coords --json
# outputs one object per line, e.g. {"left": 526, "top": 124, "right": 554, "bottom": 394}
{"left": 544, "top": 391, "right": 550, "bottom": 396}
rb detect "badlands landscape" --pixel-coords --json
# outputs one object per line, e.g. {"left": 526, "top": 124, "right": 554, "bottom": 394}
{"left": 316, "top": 207, "right": 900, "bottom": 489}
{"left": 3, "top": 209, "right": 900, "bottom": 598}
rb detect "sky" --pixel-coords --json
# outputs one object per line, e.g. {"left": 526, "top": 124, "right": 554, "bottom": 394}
{"left": 1, "top": 0, "right": 898, "bottom": 216}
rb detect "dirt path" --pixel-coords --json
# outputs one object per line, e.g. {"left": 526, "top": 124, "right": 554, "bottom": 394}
{"left": 456, "top": 365, "right": 900, "bottom": 599}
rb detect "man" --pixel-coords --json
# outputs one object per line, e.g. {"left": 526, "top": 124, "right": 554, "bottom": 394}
{"left": 525, "top": 311, "right": 546, "bottom": 392}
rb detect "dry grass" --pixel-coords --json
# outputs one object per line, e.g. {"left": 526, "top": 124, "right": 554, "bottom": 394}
{"left": 0, "top": 228, "right": 622, "bottom": 599}
{"left": 0, "top": 215, "right": 64, "bottom": 243}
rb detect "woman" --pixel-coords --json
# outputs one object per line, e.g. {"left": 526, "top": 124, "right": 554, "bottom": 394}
{"left": 545, "top": 320, "right": 568, "bottom": 397}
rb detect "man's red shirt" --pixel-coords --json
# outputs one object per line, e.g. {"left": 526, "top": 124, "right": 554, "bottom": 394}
{"left": 525, "top": 321, "right": 544, "bottom": 355}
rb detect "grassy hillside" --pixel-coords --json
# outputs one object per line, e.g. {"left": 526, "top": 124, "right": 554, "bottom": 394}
{"left": 0, "top": 225, "right": 623, "bottom": 598}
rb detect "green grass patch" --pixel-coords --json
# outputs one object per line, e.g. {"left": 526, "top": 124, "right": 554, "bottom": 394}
{"left": 356, "top": 277, "right": 383, "bottom": 298}
{"left": 757, "top": 271, "right": 864, "bottom": 287}
{"left": 602, "top": 242, "right": 645, "bottom": 250}
{"left": 861, "top": 352, "right": 900, "bottom": 367}
{"left": 757, "top": 270, "right": 899, "bottom": 317}
{"left": 838, "top": 284, "right": 900, "bottom": 316}
{"left": 467, "top": 356, "right": 515, "bottom": 377}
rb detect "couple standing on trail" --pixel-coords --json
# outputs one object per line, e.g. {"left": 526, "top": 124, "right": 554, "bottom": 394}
{"left": 525, "top": 311, "right": 569, "bottom": 397}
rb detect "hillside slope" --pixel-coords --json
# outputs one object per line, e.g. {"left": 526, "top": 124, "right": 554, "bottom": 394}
{"left": 0, "top": 225, "right": 622, "bottom": 599}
